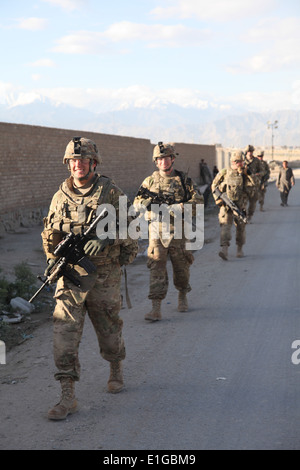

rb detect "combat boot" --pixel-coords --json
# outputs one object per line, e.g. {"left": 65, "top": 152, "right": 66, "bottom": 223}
{"left": 107, "top": 361, "right": 124, "bottom": 394}
{"left": 236, "top": 245, "right": 244, "bottom": 258}
{"left": 178, "top": 291, "right": 188, "bottom": 312}
{"left": 48, "top": 377, "right": 78, "bottom": 421}
{"left": 219, "top": 246, "right": 228, "bottom": 261}
{"left": 144, "top": 299, "right": 162, "bottom": 322}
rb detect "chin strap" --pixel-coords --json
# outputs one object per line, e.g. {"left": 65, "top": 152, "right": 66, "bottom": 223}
{"left": 68, "top": 159, "right": 96, "bottom": 180}
{"left": 77, "top": 160, "right": 95, "bottom": 181}
{"left": 156, "top": 156, "right": 175, "bottom": 173}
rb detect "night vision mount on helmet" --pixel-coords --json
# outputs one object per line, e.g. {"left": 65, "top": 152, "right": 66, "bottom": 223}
{"left": 63, "top": 137, "right": 102, "bottom": 165}
{"left": 245, "top": 144, "right": 255, "bottom": 154}
{"left": 152, "top": 141, "right": 178, "bottom": 162}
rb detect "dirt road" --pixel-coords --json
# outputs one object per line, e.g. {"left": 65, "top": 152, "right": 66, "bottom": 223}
{"left": 1, "top": 173, "right": 300, "bottom": 450}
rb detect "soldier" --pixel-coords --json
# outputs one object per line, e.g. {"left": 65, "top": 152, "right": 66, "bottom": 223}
{"left": 41, "top": 137, "right": 138, "bottom": 420}
{"left": 244, "top": 145, "right": 264, "bottom": 222}
{"left": 256, "top": 151, "right": 270, "bottom": 212}
{"left": 276, "top": 160, "right": 295, "bottom": 206}
{"left": 134, "top": 142, "right": 203, "bottom": 322}
{"left": 199, "top": 159, "right": 213, "bottom": 207}
{"left": 211, "top": 151, "right": 256, "bottom": 260}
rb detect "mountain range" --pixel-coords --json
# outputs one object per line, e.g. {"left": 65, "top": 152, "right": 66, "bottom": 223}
{"left": 0, "top": 94, "right": 299, "bottom": 148}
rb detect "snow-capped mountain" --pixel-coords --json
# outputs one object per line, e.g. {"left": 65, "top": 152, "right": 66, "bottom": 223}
{"left": 0, "top": 93, "right": 298, "bottom": 148}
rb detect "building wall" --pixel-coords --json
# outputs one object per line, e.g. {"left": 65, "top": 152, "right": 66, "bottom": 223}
{"left": 0, "top": 122, "right": 217, "bottom": 232}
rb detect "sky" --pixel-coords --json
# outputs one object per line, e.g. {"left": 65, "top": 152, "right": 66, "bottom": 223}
{"left": 1, "top": 0, "right": 300, "bottom": 115}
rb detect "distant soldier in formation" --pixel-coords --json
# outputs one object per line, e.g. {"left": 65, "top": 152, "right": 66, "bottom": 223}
{"left": 213, "top": 165, "right": 219, "bottom": 178}
{"left": 199, "top": 159, "right": 213, "bottom": 207}
{"left": 134, "top": 142, "right": 203, "bottom": 321}
{"left": 243, "top": 145, "right": 264, "bottom": 222}
{"left": 256, "top": 151, "right": 270, "bottom": 212}
{"left": 276, "top": 160, "right": 295, "bottom": 206}
{"left": 211, "top": 151, "right": 256, "bottom": 260}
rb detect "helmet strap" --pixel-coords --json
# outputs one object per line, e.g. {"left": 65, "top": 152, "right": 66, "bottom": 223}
{"left": 67, "top": 159, "right": 96, "bottom": 180}
{"left": 156, "top": 156, "right": 175, "bottom": 173}
{"left": 77, "top": 159, "right": 96, "bottom": 181}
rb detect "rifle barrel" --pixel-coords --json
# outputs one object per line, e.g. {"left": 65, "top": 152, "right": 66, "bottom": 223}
{"left": 84, "top": 207, "right": 108, "bottom": 236}
{"left": 28, "top": 279, "right": 49, "bottom": 303}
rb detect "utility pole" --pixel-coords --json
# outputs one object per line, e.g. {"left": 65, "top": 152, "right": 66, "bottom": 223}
{"left": 267, "top": 120, "right": 278, "bottom": 160}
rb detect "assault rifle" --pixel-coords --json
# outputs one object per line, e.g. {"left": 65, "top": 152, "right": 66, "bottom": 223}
{"left": 29, "top": 207, "right": 109, "bottom": 303}
{"left": 213, "top": 187, "right": 248, "bottom": 224}
{"left": 136, "top": 186, "right": 176, "bottom": 206}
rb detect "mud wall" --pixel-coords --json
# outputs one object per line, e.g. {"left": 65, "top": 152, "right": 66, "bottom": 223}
{"left": 0, "top": 122, "right": 217, "bottom": 232}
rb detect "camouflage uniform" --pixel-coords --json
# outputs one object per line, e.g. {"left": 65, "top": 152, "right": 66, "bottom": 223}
{"left": 244, "top": 145, "right": 264, "bottom": 220}
{"left": 134, "top": 142, "right": 203, "bottom": 319}
{"left": 257, "top": 152, "right": 270, "bottom": 211}
{"left": 42, "top": 174, "right": 137, "bottom": 380}
{"left": 42, "top": 137, "right": 138, "bottom": 420}
{"left": 212, "top": 151, "right": 255, "bottom": 259}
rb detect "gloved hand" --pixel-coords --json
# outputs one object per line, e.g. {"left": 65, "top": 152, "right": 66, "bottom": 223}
{"left": 44, "top": 259, "right": 56, "bottom": 277}
{"left": 216, "top": 198, "right": 224, "bottom": 207}
{"left": 83, "top": 237, "right": 109, "bottom": 256}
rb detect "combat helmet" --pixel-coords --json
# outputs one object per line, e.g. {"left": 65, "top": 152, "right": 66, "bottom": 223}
{"left": 230, "top": 150, "right": 244, "bottom": 162}
{"left": 152, "top": 141, "right": 177, "bottom": 162}
{"left": 245, "top": 144, "right": 255, "bottom": 153}
{"left": 63, "top": 137, "right": 102, "bottom": 165}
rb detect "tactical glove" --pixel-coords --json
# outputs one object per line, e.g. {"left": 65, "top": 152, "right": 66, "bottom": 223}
{"left": 83, "top": 237, "right": 110, "bottom": 256}
{"left": 44, "top": 259, "right": 56, "bottom": 277}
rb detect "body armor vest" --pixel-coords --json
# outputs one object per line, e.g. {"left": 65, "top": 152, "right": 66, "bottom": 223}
{"left": 149, "top": 170, "right": 190, "bottom": 203}
{"left": 225, "top": 168, "right": 245, "bottom": 202}
{"left": 47, "top": 175, "right": 111, "bottom": 236}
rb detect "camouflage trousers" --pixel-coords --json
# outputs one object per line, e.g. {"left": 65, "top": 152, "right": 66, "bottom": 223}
{"left": 218, "top": 206, "right": 246, "bottom": 247}
{"left": 247, "top": 192, "right": 258, "bottom": 218}
{"left": 52, "top": 261, "right": 125, "bottom": 382}
{"left": 147, "top": 237, "right": 193, "bottom": 300}
{"left": 258, "top": 186, "right": 267, "bottom": 206}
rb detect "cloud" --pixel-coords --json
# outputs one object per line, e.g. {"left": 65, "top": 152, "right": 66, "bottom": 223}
{"left": 14, "top": 17, "right": 48, "bottom": 31}
{"left": 228, "top": 17, "right": 300, "bottom": 73}
{"left": 31, "top": 74, "right": 42, "bottom": 81}
{"left": 52, "top": 31, "right": 108, "bottom": 54}
{"left": 106, "top": 21, "right": 211, "bottom": 47}
{"left": 228, "top": 47, "right": 300, "bottom": 74}
{"left": 292, "top": 80, "right": 300, "bottom": 105}
{"left": 52, "top": 21, "right": 211, "bottom": 54}
{"left": 41, "top": 0, "right": 86, "bottom": 11}
{"left": 227, "top": 89, "right": 297, "bottom": 112}
{"left": 244, "top": 17, "right": 300, "bottom": 43}
{"left": 28, "top": 59, "right": 56, "bottom": 67}
{"left": 151, "top": 0, "right": 275, "bottom": 22}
